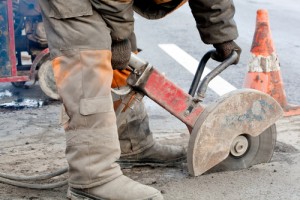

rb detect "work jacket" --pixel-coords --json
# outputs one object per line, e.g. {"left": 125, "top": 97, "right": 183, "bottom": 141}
{"left": 133, "top": 0, "right": 238, "bottom": 44}
{"left": 38, "top": 0, "right": 238, "bottom": 44}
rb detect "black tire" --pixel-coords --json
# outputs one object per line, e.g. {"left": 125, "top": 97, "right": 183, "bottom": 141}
{"left": 11, "top": 81, "right": 26, "bottom": 88}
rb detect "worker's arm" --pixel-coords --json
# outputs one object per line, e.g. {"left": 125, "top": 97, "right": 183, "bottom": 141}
{"left": 132, "top": 0, "right": 241, "bottom": 63}
{"left": 189, "top": 0, "right": 241, "bottom": 63}
{"left": 188, "top": 0, "right": 238, "bottom": 44}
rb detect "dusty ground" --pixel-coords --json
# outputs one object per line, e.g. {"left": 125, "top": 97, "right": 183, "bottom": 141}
{"left": 1, "top": 0, "right": 300, "bottom": 199}
{"left": 0, "top": 84, "right": 300, "bottom": 200}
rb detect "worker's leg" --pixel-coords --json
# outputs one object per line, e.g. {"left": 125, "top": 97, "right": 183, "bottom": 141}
{"left": 38, "top": 0, "right": 163, "bottom": 199}
{"left": 112, "top": 69, "right": 186, "bottom": 167}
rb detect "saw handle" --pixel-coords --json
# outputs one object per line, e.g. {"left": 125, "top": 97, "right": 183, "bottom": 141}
{"left": 189, "top": 50, "right": 238, "bottom": 101}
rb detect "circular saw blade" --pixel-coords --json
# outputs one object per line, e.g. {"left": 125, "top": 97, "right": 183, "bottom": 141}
{"left": 209, "top": 124, "right": 277, "bottom": 173}
{"left": 187, "top": 89, "right": 282, "bottom": 176}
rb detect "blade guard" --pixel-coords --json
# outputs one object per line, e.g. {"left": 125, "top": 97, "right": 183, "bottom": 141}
{"left": 187, "top": 89, "right": 283, "bottom": 176}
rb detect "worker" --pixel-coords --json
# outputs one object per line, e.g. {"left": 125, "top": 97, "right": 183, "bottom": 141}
{"left": 37, "top": 0, "right": 241, "bottom": 199}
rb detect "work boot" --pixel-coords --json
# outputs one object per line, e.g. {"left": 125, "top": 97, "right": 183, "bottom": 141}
{"left": 52, "top": 50, "right": 163, "bottom": 200}
{"left": 66, "top": 129, "right": 163, "bottom": 200}
{"left": 114, "top": 92, "right": 186, "bottom": 168}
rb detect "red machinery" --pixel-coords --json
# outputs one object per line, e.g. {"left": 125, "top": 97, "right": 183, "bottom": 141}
{"left": 0, "top": 0, "right": 52, "bottom": 94}
{"left": 0, "top": 0, "right": 25, "bottom": 83}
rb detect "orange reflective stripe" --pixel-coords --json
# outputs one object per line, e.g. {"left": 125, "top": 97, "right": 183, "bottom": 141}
{"left": 52, "top": 57, "right": 64, "bottom": 87}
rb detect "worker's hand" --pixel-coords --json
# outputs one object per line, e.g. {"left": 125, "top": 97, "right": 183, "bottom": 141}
{"left": 212, "top": 41, "right": 241, "bottom": 64}
{"left": 111, "top": 39, "right": 131, "bottom": 70}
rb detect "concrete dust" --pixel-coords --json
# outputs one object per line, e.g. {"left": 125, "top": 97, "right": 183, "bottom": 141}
{"left": 0, "top": 102, "right": 299, "bottom": 200}
{"left": 0, "top": 90, "right": 12, "bottom": 98}
{"left": 0, "top": 105, "right": 67, "bottom": 199}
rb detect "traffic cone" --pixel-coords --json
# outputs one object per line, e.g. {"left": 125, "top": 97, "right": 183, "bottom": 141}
{"left": 244, "top": 9, "right": 300, "bottom": 117}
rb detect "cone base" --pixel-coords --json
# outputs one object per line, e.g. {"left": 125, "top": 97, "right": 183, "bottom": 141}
{"left": 284, "top": 104, "right": 300, "bottom": 117}
{"left": 244, "top": 72, "right": 300, "bottom": 117}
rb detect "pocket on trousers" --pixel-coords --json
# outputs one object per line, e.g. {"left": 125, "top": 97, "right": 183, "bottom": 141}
{"left": 48, "top": 0, "right": 93, "bottom": 19}
{"left": 79, "top": 96, "right": 114, "bottom": 116}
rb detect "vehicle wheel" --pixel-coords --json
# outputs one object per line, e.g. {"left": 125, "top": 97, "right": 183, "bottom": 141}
{"left": 38, "top": 58, "right": 59, "bottom": 100}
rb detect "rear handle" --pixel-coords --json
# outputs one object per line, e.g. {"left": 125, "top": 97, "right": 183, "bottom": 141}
{"left": 189, "top": 51, "right": 238, "bottom": 102}
{"left": 196, "top": 51, "right": 238, "bottom": 100}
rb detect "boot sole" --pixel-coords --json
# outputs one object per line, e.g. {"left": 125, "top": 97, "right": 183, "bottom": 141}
{"left": 118, "top": 157, "right": 186, "bottom": 169}
{"left": 68, "top": 189, "right": 105, "bottom": 200}
{"left": 68, "top": 188, "right": 164, "bottom": 200}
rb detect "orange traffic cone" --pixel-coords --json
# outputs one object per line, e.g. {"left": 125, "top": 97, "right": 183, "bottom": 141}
{"left": 244, "top": 9, "right": 300, "bottom": 117}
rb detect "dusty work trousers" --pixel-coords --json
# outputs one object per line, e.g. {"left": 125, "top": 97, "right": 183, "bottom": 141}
{"left": 112, "top": 70, "right": 155, "bottom": 156}
{"left": 38, "top": 0, "right": 134, "bottom": 188}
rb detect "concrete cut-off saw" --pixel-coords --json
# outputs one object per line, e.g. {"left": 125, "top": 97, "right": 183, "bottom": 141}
{"left": 39, "top": 50, "right": 283, "bottom": 176}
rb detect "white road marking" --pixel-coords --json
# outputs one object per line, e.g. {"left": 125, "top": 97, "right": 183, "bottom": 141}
{"left": 159, "top": 44, "right": 237, "bottom": 96}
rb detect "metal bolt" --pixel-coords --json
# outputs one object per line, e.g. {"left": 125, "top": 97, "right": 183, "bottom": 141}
{"left": 230, "top": 135, "right": 249, "bottom": 157}
{"left": 184, "top": 110, "right": 190, "bottom": 116}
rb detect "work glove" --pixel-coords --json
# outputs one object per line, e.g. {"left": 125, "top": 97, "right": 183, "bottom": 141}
{"left": 111, "top": 39, "right": 131, "bottom": 70}
{"left": 212, "top": 41, "right": 241, "bottom": 64}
